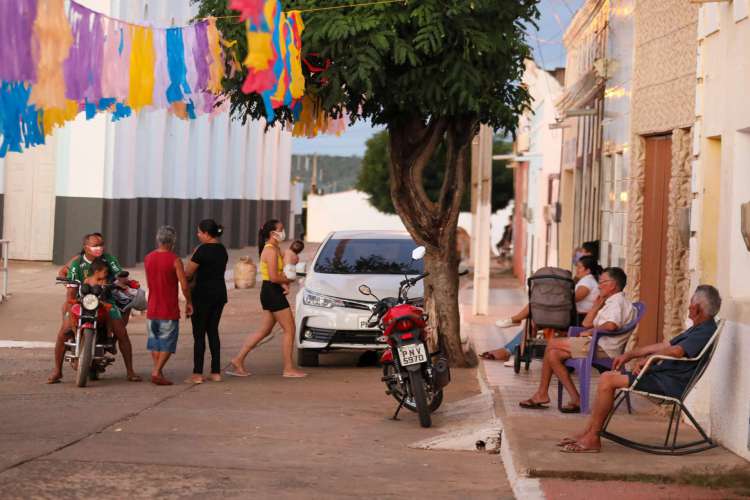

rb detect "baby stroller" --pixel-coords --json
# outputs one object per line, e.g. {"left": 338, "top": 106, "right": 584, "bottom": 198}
{"left": 513, "top": 267, "right": 576, "bottom": 374}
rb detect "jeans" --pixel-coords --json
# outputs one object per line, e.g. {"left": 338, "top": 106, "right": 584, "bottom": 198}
{"left": 504, "top": 331, "right": 523, "bottom": 353}
{"left": 191, "top": 301, "right": 225, "bottom": 374}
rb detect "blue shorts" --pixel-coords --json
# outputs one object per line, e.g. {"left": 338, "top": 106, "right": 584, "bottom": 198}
{"left": 147, "top": 320, "right": 179, "bottom": 353}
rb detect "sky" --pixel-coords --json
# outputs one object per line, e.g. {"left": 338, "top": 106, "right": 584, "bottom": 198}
{"left": 291, "top": 0, "right": 584, "bottom": 158}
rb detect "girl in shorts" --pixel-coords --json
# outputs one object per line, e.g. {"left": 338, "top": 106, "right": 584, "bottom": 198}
{"left": 226, "top": 219, "right": 307, "bottom": 378}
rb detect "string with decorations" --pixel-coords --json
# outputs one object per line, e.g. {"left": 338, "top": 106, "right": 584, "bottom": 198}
{"left": 0, "top": 0, "right": 407, "bottom": 158}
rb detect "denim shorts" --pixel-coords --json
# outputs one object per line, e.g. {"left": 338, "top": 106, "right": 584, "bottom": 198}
{"left": 146, "top": 319, "right": 179, "bottom": 353}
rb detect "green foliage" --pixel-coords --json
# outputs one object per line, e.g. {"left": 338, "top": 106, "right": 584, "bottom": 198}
{"left": 357, "top": 131, "right": 514, "bottom": 214}
{"left": 193, "top": 0, "right": 539, "bottom": 132}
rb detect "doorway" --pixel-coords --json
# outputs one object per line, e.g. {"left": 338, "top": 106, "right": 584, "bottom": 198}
{"left": 638, "top": 135, "right": 672, "bottom": 345}
{"left": 2, "top": 138, "right": 57, "bottom": 260}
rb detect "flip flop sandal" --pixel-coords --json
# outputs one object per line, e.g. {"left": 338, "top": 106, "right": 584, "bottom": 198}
{"left": 560, "top": 404, "right": 581, "bottom": 414}
{"left": 519, "top": 399, "right": 550, "bottom": 409}
{"left": 556, "top": 437, "right": 578, "bottom": 447}
{"left": 560, "top": 443, "right": 600, "bottom": 453}
{"left": 127, "top": 375, "right": 143, "bottom": 382}
{"left": 282, "top": 372, "right": 308, "bottom": 378}
{"left": 224, "top": 362, "right": 252, "bottom": 377}
{"left": 479, "top": 352, "right": 497, "bottom": 360}
{"left": 46, "top": 376, "right": 62, "bottom": 384}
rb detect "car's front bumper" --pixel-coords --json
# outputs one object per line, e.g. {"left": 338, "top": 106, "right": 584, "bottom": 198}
{"left": 295, "top": 300, "right": 387, "bottom": 350}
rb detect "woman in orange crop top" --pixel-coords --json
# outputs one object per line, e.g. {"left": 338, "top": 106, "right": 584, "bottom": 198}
{"left": 226, "top": 219, "right": 307, "bottom": 378}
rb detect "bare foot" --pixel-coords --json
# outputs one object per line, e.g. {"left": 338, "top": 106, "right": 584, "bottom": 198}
{"left": 282, "top": 370, "right": 308, "bottom": 378}
{"left": 208, "top": 373, "right": 222, "bottom": 382}
{"left": 47, "top": 372, "right": 62, "bottom": 384}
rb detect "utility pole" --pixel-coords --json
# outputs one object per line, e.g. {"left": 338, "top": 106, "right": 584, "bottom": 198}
{"left": 471, "top": 125, "right": 493, "bottom": 316}
{"left": 311, "top": 154, "right": 318, "bottom": 195}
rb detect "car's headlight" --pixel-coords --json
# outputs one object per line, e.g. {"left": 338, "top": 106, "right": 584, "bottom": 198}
{"left": 303, "top": 290, "right": 345, "bottom": 308}
{"left": 82, "top": 294, "right": 99, "bottom": 311}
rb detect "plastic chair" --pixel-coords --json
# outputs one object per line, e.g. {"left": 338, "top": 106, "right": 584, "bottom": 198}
{"left": 600, "top": 319, "right": 725, "bottom": 455}
{"left": 557, "top": 302, "right": 646, "bottom": 414}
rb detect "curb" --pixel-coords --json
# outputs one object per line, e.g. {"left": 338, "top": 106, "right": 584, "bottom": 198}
{"left": 477, "top": 362, "right": 546, "bottom": 500}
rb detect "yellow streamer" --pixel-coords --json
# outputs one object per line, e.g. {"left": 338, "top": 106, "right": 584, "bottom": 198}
{"left": 42, "top": 99, "right": 79, "bottom": 136}
{"left": 127, "top": 25, "right": 155, "bottom": 111}
{"left": 30, "top": 0, "right": 73, "bottom": 109}
{"left": 206, "top": 18, "right": 225, "bottom": 94}
{"left": 288, "top": 11, "right": 305, "bottom": 100}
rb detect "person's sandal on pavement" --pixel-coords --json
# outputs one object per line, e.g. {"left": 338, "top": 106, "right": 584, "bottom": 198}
{"left": 560, "top": 442, "right": 600, "bottom": 453}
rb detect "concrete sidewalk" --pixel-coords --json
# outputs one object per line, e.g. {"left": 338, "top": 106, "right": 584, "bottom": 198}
{"left": 461, "top": 271, "right": 750, "bottom": 500}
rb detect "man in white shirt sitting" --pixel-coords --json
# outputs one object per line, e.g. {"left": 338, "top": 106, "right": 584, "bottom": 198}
{"left": 519, "top": 267, "right": 635, "bottom": 413}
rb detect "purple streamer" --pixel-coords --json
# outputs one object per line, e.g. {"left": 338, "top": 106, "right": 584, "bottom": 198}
{"left": 193, "top": 21, "right": 211, "bottom": 92}
{"left": 64, "top": 2, "right": 104, "bottom": 102}
{"left": 0, "top": 0, "right": 38, "bottom": 82}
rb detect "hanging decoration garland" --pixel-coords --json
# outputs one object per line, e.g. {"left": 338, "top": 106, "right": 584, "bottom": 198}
{"left": 0, "top": 0, "right": 310, "bottom": 158}
{"left": 0, "top": 0, "right": 393, "bottom": 158}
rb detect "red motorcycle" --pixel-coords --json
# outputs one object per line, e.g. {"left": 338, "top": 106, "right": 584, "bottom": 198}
{"left": 358, "top": 247, "right": 451, "bottom": 428}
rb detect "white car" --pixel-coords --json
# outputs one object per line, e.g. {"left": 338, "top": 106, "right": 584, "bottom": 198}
{"left": 295, "top": 230, "right": 425, "bottom": 367}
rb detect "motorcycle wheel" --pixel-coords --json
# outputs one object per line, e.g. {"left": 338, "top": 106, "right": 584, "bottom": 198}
{"left": 76, "top": 329, "right": 95, "bottom": 388}
{"left": 383, "top": 364, "right": 443, "bottom": 412}
{"left": 409, "top": 371, "right": 432, "bottom": 428}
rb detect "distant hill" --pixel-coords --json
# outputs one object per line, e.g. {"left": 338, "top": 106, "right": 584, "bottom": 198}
{"left": 291, "top": 155, "right": 363, "bottom": 196}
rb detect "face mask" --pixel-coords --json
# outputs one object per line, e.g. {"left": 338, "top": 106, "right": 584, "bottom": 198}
{"left": 273, "top": 230, "right": 286, "bottom": 242}
{"left": 88, "top": 245, "right": 104, "bottom": 257}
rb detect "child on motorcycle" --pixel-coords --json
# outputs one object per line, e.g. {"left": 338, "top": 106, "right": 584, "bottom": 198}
{"left": 48, "top": 233, "right": 141, "bottom": 384}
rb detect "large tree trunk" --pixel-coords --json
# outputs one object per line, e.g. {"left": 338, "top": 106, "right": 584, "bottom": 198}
{"left": 388, "top": 116, "right": 478, "bottom": 367}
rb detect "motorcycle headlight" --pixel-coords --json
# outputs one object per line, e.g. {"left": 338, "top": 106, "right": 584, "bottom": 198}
{"left": 303, "top": 290, "right": 345, "bottom": 309}
{"left": 82, "top": 294, "right": 99, "bottom": 311}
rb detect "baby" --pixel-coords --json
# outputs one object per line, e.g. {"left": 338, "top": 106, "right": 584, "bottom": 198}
{"left": 283, "top": 240, "right": 305, "bottom": 280}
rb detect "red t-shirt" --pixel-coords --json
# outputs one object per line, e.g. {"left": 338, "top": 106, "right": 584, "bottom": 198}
{"left": 144, "top": 250, "right": 180, "bottom": 320}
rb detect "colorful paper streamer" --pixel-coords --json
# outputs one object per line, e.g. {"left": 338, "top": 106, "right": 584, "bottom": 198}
{"left": 0, "top": 0, "right": 311, "bottom": 158}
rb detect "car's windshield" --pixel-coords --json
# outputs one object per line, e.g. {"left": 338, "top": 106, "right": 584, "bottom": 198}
{"left": 314, "top": 238, "right": 424, "bottom": 275}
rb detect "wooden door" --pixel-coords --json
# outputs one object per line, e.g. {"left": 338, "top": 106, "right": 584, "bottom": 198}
{"left": 3, "top": 138, "right": 57, "bottom": 261}
{"left": 638, "top": 136, "right": 672, "bottom": 345}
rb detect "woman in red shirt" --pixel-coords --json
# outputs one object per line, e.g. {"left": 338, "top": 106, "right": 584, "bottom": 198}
{"left": 144, "top": 226, "right": 193, "bottom": 385}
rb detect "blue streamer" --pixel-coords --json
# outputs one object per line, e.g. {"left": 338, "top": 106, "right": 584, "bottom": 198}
{"left": 85, "top": 101, "right": 97, "bottom": 119}
{"left": 166, "top": 27, "right": 191, "bottom": 104}
{"left": 112, "top": 102, "right": 132, "bottom": 121}
{"left": 0, "top": 81, "right": 44, "bottom": 158}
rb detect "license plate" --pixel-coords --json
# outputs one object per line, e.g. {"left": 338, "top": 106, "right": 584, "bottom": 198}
{"left": 358, "top": 317, "right": 371, "bottom": 329}
{"left": 398, "top": 343, "right": 427, "bottom": 366}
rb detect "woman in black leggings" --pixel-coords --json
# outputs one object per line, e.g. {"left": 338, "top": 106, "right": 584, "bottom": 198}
{"left": 185, "top": 219, "right": 228, "bottom": 383}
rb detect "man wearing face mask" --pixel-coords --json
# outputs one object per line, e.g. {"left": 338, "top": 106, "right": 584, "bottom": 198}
{"left": 48, "top": 233, "right": 141, "bottom": 384}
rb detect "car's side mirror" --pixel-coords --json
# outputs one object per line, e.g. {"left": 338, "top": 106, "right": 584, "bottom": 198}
{"left": 296, "top": 262, "right": 307, "bottom": 277}
{"left": 411, "top": 246, "right": 426, "bottom": 261}
{"left": 359, "top": 284, "right": 372, "bottom": 296}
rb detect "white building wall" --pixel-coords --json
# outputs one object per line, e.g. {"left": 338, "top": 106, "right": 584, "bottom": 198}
{"left": 518, "top": 60, "right": 563, "bottom": 276}
{"left": 306, "top": 190, "right": 512, "bottom": 254}
{"left": 691, "top": 0, "right": 750, "bottom": 461}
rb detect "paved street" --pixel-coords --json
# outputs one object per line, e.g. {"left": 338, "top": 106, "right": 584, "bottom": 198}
{"left": 0, "top": 255, "right": 512, "bottom": 499}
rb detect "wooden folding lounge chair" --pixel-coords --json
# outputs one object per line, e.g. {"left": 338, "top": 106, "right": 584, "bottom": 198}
{"left": 600, "top": 319, "right": 725, "bottom": 455}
